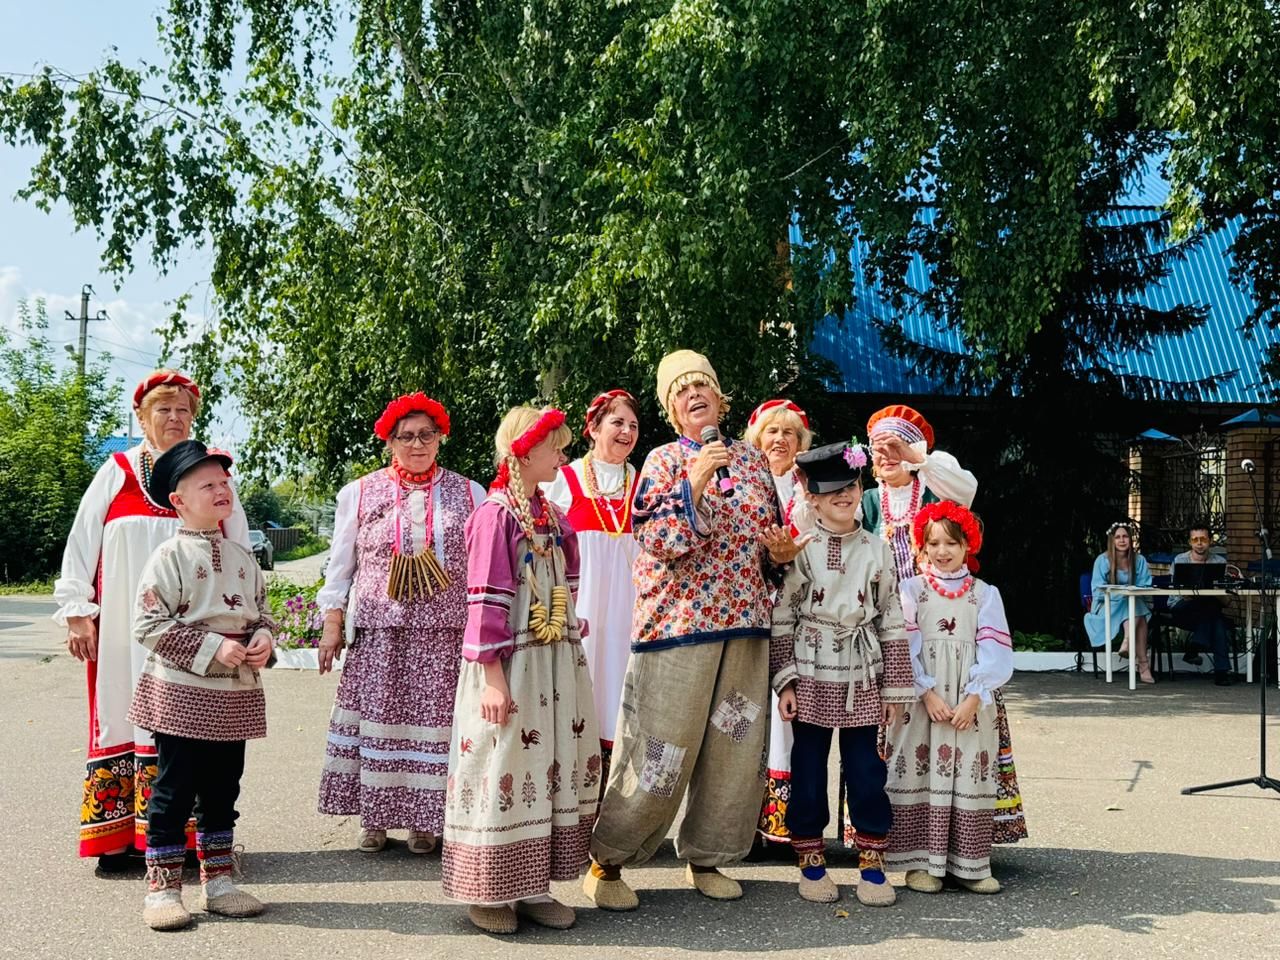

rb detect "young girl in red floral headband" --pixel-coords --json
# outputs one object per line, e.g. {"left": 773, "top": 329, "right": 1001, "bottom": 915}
{"left": 884, "top": 500, "right": 1013, "bottom": 895}
{"left": 441, "top": 406, "right": 600, "bottom": 935}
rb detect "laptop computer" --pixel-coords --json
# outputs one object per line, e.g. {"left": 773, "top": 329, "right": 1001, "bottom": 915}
{"left": 1171, "top": 562, "right": 1221, "bottom": 589}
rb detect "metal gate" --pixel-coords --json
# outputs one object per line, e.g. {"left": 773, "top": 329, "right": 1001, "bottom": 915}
{"left": 1130, "top": 431, "right": 1227, "bottom": 553}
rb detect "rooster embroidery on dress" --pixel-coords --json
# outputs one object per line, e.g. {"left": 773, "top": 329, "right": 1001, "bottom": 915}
{"left": 521, "top": 728, "right": 541, "bottom": 749}
{"left": 812, "top": 587, "right": 826, "bottom": 607}
{"left": 936, "top": 616, "right": 957, "bottom": 635}
{"left": 571, "top": 717, "right": 586, "bottom": 739}
{"left": 223, "top": 593, "right": 244, "bottom": 610}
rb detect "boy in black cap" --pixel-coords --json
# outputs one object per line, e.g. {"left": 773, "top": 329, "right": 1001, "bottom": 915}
{"left": 127, "top": 439, "right": 274, "bottom": 930}
{"left": 768, "top": 441, "right": 913, "bottom": 906}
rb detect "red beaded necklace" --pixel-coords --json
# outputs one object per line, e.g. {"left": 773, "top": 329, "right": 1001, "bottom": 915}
{"left": 392, "top": 459, "right": 437, "bottom": 485}
{"left": 923, "top": 564, "right": 974, "bottom": 599}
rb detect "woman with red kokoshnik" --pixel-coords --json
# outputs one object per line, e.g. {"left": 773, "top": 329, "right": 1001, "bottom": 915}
{"left": 53, "top": 369, "right": 251, "bottom": 873}
{"left": 315, "top": 393, "right": 485, "bottom": 855}
{"left": 543, "top": 389, "right": 642, "bottom": 793}
{"left": 442, "top": 406, "right": 600, "bottom": 935}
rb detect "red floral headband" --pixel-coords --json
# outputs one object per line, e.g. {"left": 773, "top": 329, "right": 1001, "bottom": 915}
{"left": 583, "top": 389, "right": 637, "bottom": 438}
{"left": 748, "top": 398, "right": 809, "bottom": 430}
{"left": 913, "top": 500, "right": 984, "bottom": 570}
{"left": 374, "top": 393, "right": 451, "bottom": 441}
{"left": 511, "top": 409, "right": 566, "bottom": 458}
{"left": 133, "top": 371, "right": 200, "bottom": 407}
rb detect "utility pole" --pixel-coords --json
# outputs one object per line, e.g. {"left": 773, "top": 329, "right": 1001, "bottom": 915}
{"left": 63, "top": 283, "right": 107, "bottom": 377}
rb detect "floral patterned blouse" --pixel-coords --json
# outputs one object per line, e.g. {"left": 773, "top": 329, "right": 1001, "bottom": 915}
{"left": 630, "top": 436, "right": 779, "bottom": 652}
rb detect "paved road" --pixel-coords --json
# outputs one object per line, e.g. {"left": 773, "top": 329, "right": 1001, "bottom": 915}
{"left": 0, "top": 636, "right": 1276, "bottom": 959}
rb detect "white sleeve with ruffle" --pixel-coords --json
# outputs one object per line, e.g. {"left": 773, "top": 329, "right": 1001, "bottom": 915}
{"left": 965, "top": 583, "right": 1014, "bottom": 704}
{"left": 915, "top": 449, "right": 978, "bottom": 507}
{"left": 52, "top": 458, "right": 125, "bottom": 625}
{"left": 316, "top": 480, "right": 361, "bottom": 613}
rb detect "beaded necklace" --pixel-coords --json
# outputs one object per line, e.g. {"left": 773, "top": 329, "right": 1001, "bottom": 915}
{"left": 880, "top": 473, "right": 923, "bottom": 544}
{"left": 581, "top": 453, "right": 633, "bottom": 537}
{"left": 508, "top": 486, "right": 560, "bottom": 560}
{"left": 392, "top": 459, "right": 438, "bottom": 485}
{"left": 923, "top": 564, "right": 975, "bottom": 600}
{"left": 137, "top": 446, "right": 176, "bottom": 515}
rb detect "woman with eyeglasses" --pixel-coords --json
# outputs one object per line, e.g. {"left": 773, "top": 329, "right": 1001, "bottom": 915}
{"left": 315, "top": 393, "right": 486, "bottom": 853}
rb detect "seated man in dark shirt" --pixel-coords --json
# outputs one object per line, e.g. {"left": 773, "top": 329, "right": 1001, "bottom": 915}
{"left": 1168, "top": 522, "right": 1233, "bottom": 686}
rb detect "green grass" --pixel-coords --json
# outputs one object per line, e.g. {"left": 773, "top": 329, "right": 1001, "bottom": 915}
{"left": 0, "top": 577, "right": 55, "bottom": 596}
{"left": 276, "top": 535, "right": 329, "bottom": 563}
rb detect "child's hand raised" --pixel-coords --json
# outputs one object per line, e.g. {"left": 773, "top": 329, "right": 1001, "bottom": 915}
{"left": 777, "top": 686, "right": 798, "bottom": 721}
{"left": 950, "top": 694, "right": 981, "bottom": 731}
{"left": 243, "top": 630, "right": 273, "bottom": 669}
{"left": 923, "top": 689, "right": 954, "bottom": 723}
{"left": 214, "top": 638, "right": 247, "bottom": 668}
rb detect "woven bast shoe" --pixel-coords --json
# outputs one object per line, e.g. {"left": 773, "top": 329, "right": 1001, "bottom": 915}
{"left": 583, "top": 862, "right": 640, "bottom": 911}
{"left": 467, "top": 905, "right": 518, "bottom": 935}
{"left": 855, "top": 850, "right": 897, "bottom": 907}
{"left": 954, "top": 875, "right": 1002, "bottom": 894}
{"left": 797, "top": 871, "right": 839, "bottom": 903}
{"left": 143, "top": 888, "right": 192, "bottom": 931}
{"left": 406, "top": 831, "right": 437, "bottom": 855}
{"left": 201, "top": 876, "right": 266, "bottom": 917}
{"left": 905, "top": 870, "right": 943, "bottom": 894}
{"left": 516, "top": 898, "right": 576, "bottom": 929}
{"left": 685, "top": 864, "right": 743, "bottom": 901}
{"left": 357, "top": 828, "right": 387, "bottom": 852}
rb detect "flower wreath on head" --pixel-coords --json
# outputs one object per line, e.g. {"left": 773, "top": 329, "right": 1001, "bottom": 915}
{"left": 583, "top": 389, "right": 636, "bottom": 438}
{"left": 491, "top": 409, "right": 567, "bottom": 490}
{"left": 912, "top": 500, "right": 984, "bottom": 572}
{"left": 374, "top": 393, "right": 451, "bottom": 441}
{"left": 1106, "top": 520, "right": 1134, "bottom": 540}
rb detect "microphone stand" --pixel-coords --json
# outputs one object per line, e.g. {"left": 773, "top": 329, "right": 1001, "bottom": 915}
{"left": 1182, "top": 464, "right": 1280, "bottom": 796}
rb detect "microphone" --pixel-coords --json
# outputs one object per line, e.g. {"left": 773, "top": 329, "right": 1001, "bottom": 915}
{"left": 1242, "top": 459, "right": 1256, "bottom": 473}
{"left": 700, "top": 425, "right": 735, "bottom": 496}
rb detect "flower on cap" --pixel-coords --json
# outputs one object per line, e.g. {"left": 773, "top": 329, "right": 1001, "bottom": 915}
{"left": 842, "top": 437, "right": 868, "bottom": 469}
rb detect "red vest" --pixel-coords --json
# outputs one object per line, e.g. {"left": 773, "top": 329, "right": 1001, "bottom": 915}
{"left": 104, "top": 452, "right": 178, "bottom": 523}
{"left": 561, "top": 463, "right": 633, "bottom": 535}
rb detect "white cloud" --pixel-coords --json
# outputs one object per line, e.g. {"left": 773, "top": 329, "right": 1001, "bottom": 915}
{"left": 0, "top": 264, "right": 247, "bottom": 449}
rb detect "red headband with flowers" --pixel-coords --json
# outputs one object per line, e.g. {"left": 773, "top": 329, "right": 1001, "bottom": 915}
{"left": 913, "top": 500, "right": 984, "bottom": 571}
{"left": 133, "top": 371, "right": 200, "bottom": 407}
{"left": 374, "top": 393, "right": 451, "bottom": 441}
{"left": 748, "top": 398, "right": 809, "bottom": 430}
{"left": 491, "top": 409, "right": 568, "bottom": 490}
{"left": 583, "top": 389, "right": 637, "bottom": 438}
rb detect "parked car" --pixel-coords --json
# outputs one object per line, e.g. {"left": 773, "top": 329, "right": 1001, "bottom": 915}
{"left": 249, "top": 529, "right": 274, "bottom": 570}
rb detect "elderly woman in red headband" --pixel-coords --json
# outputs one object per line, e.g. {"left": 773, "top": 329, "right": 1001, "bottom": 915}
{"left": 743, "top": 398, "right": 814, "bottom": 849}
{"left": 315, "top": 393, "right": 485, "bottom": 855}
{"left": 53, "top": 369, "right": 252, "bottom": 874}
{"left": 543, "top": 389, "right": 641, "bottom": 792}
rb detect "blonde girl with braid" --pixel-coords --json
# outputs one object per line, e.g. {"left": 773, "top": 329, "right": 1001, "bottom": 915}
{"left": 441, "top": 406, "right": 601, "bottom": 935}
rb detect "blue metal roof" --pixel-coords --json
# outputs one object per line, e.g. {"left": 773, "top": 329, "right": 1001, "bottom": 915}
{"left": 94, "top": 435, "right": 132, "bottom": 459}
{"left": 809, "top": 211, "right": 1275, "bottom": 403}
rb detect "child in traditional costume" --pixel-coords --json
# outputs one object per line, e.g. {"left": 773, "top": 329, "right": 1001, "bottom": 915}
{"left": 886, "top": 501, "right": 1012, "bottom": 894}
{"left": 441, "top": 407, "right": 600, "bottom": 935}
{"left": 128, "top": 440, "right": 274, "bottom": 930}
{"left": 770, "top": 441, "right": 913, "bottom": 907}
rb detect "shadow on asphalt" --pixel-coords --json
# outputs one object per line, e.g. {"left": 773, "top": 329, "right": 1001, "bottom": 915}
{"left": 243, "top": 842, "right": 1279, "bottom": 947}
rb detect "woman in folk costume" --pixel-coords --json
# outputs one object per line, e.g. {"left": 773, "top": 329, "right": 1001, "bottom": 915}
{"left": 543, "top": 389, "right": 641, "bottom": 793}
{"left": 586, "top": 349, "right": 789, "bottom": 911}
{"left": 886, "top": 501, "right": 1012, "bottom": 894}
{"left": 743, "top": 398, "right": 814, "bottom": 848}
{"left": 858, "top": 404, "right": 1026, "bottom": 845}
{"left": 316, "top": 393, "right": 484, "bottom": 854}
{"left": 53, "top": 369, "right": 251, "bottom": 873}
{"left": 442, "top": 406, "right": 600, "bottom": 935}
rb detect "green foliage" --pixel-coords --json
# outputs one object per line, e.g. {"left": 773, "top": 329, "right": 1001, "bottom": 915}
{"left": 276, "top": 531, "right": 329, "bottom": 562}
{"left": 0, "top": 301, "right": 123, "bottom": 581}
{"left": 1012, "top": 631, "right": 1067, "bottom": 653}
{"left": 264, "top": 576, "right": 323, "bottom": 648}
{"left": 239, "top": 484, "right": 301, "bottom": 528}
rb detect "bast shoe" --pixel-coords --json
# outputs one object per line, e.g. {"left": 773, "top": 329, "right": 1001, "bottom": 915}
{"left": 143, "top": 888, "right": 192, "bottom": 931}
{"left": 200, "top": 876, "right": 266, "bottom": 917}
{"left": 905, "top": 870, "right": 943, "bottom": 894}
{"left": 583, "top": 863, "right": 640, "bottom": 911}
{"left": 468, "top": 904, "right": 518, "bottom": 935}
{"left": 798, "top": 871, "right": 839, "bottom": 903}
{"left": 406, "top": 831, "right": 437, "bottom": 855}
{"left": 954, "top": 874, "right": 1003, "bottom": 894}
{"left": 516, "top": 898, "right": 576, "bottom": 929}
{"left": 685, "top": 864, "right": 743, "bottom": 900}
{"left": 357, "top": 828, "right": 387, "bottom": 853}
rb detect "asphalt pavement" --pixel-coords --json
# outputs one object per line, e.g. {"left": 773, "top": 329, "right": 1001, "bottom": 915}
{"left": 1, "top": 599, "right": 1276, "bottom": 959}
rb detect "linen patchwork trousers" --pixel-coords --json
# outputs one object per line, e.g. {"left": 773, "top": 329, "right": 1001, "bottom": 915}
{"left": 590, "top": 636, "right": 770, "bottom": 868}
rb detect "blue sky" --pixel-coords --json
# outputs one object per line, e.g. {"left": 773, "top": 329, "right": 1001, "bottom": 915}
{"left": 0, "top": 3, "right": 238, "bottom": 444}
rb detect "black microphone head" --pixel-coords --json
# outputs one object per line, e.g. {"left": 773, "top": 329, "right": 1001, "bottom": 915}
{"left": 700, "top": 425, "right": 720, "bottom": 444}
